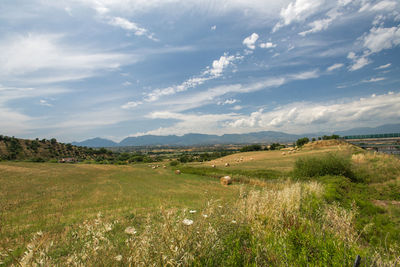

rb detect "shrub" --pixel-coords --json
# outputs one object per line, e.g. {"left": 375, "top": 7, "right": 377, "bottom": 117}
{"left": 296, "top": 137, "right": 309, "bottom": 147}
{"left": 240, "top": 144, "right": 262, "bottom": 152}
{"left": 293, "top": 153, "right": 357, "bottom": 181}
{"left": 169, "top": 160, "right": 179, "bottom": 166}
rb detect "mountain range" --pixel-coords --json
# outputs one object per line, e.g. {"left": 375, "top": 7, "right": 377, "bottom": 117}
{"left": 71, "top": 123, "right": 400, "bottom": 148}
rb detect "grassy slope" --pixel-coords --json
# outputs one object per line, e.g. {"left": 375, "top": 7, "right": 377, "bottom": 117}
{"left": 0, "top": 163, "right": 240, "bottom": 247}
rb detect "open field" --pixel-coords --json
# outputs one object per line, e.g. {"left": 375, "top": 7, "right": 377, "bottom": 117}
{"left": 1, "top": 140, "right": 400, "bottom": 266}
{"left": 194, "top": 140, "right": 358, "bottom": 172}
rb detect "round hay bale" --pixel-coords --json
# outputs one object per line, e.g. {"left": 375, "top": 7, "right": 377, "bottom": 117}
{"left": 211, "top": 164, "right": 216, "bottom": 168}
{"left": 175, "top": 170, "right": 181, "bottom": 175}
{"left": 163, "top": 165, "right": 166, "bottom": 168}
{"left": 220, "top": 176, "right": 232, "bottom": 186}
{"left": 282, "top": 152, "right": 286, "bottom": 156}
{"left": 225, "top": 163, "right": 230, "bottom": 167}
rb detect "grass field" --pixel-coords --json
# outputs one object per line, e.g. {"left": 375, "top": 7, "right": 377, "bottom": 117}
{"left": 1, "top": 140, "right": 400, "bottom": 266}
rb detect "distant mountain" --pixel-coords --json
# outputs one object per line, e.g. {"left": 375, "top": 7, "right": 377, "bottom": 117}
{"left": 72, "top": 123, "right": 400, "bottom": 147}
{"left": 71, "top": 137, "right": 118, "bottom": 148}
{"left": 334, "top": 123, "right": 400, "bottom": 136}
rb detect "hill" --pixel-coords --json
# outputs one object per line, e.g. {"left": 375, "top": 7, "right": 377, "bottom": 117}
{"left": 0, "top": 135, "right": 113, "bottom": 161}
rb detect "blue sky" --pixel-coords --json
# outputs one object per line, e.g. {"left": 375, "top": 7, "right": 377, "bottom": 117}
{"left": 1, "top": 0, "right": 400, "bottom": 142}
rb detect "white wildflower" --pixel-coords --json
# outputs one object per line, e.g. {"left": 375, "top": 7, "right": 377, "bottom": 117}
{"left": 231, "top": 220, "right": 237, "bottom": 224}
{"left": 189, "top": 210, "right": 197, "bottom": 214}
{"left": 36, "top": 231, "right": 43, "bottom": 236}
{"left": 182, "top": 219, "right": 194, "bottom": 226}
{"left": 115, "top": 255, "right": 122, "bottom": 261}
{"left": 125, "top": 226, "right": 137, "bottom": 235}
{"left": 202, "top": 214, "right": 208, "bottom": 218}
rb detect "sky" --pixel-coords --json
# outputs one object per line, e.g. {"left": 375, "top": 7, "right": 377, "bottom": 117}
{"left": 1, "top": 0, "right": 400, "bottom": 142}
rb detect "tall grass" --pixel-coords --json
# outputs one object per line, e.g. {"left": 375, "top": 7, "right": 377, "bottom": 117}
{"left": 293, "top": 153, "right": 358, "bottom": 181}
{"left": 3, "top": 181, "right": 398, "bottom": 266}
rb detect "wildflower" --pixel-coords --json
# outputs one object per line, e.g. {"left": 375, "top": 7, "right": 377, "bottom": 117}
{"left": 182, "top": 219, "right": 194, "bottom": 226}
{"left": 231, "top": 220, "right": 237, "bottom": 224}
{"left": 36, "top": 231, "right": 43, "bottom": 236}
{"left": 202, "top": 214, "right": 208, "bottom": 218}
{"left": 189, "top": 210, "right": 197, "bottom": 214}
{"left": 125, "top": 226, "right": 137, "bottom": 235}
{"left": 115, "top": 255, "right": 122, "bottom": 261}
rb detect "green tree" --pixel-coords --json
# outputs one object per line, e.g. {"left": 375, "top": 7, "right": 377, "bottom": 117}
{"left": 296, "top": 137, "right": 310, "bottom": 147}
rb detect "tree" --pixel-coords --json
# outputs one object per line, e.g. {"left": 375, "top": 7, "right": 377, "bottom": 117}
{"left": 296, "top": 137, "right": 310, "bottom": 147}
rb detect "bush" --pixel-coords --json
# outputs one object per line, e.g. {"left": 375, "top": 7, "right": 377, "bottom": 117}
{"left": 240, "top": 144, "right": 262, "bottom": 152}
{"left": 293, "top": 153, "right": 358, "bottom": 182}
{"left": 169, "top": 160, "right": 179, "bottom": 166}
{"left": 296, "top": 137, "right": 309, "bottom": 147}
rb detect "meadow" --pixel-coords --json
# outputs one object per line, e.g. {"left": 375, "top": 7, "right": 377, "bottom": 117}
{"left": 1, "top": 140, "right": 400, "bottom": 266}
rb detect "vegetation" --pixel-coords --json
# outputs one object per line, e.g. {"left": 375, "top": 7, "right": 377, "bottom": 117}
{"left": 293, "top": 153, "right": 355, "bottom": 181}
{"left": 296, "top": 137, "right": 309, "bottom": 147}
{"left": 240, "top": 144, "right": 262, "bottom": 152}
{"left": 1, "top": 139, "right": 400, "bottom": 265}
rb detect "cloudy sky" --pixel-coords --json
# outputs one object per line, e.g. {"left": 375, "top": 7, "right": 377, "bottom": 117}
{"left": 1, "top": 0, "right": 400, "bottom": 142}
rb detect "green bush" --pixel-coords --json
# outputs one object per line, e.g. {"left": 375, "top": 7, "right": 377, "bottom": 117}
{"left": 293, "top": 153, "right": 358, "bottom": 182}
{"left": 296, "top": 137, "right": 309, "bottom": 147}
{"left": 169, "top": 160, "right": 179, "bottom": 166}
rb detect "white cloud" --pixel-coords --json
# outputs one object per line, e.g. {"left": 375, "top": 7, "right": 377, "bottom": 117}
{"left": 362, "top": 77, "right": 386, "bottom": 83}
{"left": 348, "top": 25, "right": 400, "bottom": 71}
{"left": 122, "top": 81, "right": 132, "bottom": 86}
{"left": 140, "top": 111, "right": 239, "bottom": 136}
{"left": 259, "top": 42, "right": 277, "bottom": 49}
{"left": 211, "top": 25, "right": 216, "bottom": 30}
{"left": 243, "top": 33, "right": 259, "bottom": 50}
{"left": 218, "top": 99, "right": 238, "bottom": 105}
{"left": 145, "top": 53, "right": 242, "bottom": 102}
{"left": 70, "top": 0, "right": 292, "bottom": 22}
{"left": 299, "top": 7, "right": 342, "bottom": 36}
{"left": 226, "top": 92, "right": 400, "bottom": 133}
{"left": 327, "top": 63, "right": 344, "bottom": 72}
{"left": 39, "top": 99, "right": 53, "bottom": 107}
{"left": 158, "top": 70, "right": 319, "bottom": 113}
{"left": 232, "top": 105, "right": 243, "bottom": 110}
{"left": 347, "top": 52, "right": 371, "bottom": 71}
{"left": 137, "top": 92, "right": 400, "bottom": 136}
{"left": 0, "top": 33, "right": 138, "bottom": 84}
{"left": 273, "top": 0, "right": 325, "bottom": 32}
{"left": 375, "top": 63, "right": 391, "bottom": 69}
{"left": 0, "top": 85, "right": 69, "bottom": 135}
{"left": 338, "top": 0, "right": 352, "bottom": 6}
{"left": 359, "top": 1, "right": 398, "bottom": 13}
{"left": 108, "top": 17, "right": 158, "bottom": 41}
{"left": 362, "top": 25, "right": 400, "bottom": 53}
{"left": 121, "top": 101, "right": 142, "bottom": 109}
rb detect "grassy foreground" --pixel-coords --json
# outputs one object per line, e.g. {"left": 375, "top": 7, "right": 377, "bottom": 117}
{"left": 1, "top": 140, "right": 400, "bottom": 266}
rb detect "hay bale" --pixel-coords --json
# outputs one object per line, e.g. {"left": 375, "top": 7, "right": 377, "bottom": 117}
{"left": 220, "top": 176, "right": 232, "bottom": 186}
{"left": 225, "top": 163, "right": 230, "bottom": 167}
{"left": 163, "top": 165, "right": 166, "bottom": 168}
{"left": 175, "top": 170, "right": 181, "bottom": 175}
{"left": 211, "top": 164, "right": 216, "bottom": 168}
{"left": 282, "top": 152, "right": 286, "bottom": 156}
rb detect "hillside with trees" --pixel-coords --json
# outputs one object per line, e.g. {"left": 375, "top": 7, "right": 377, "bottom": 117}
{"left": 0, "top": 135, "right": 113, "bottom": 162}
